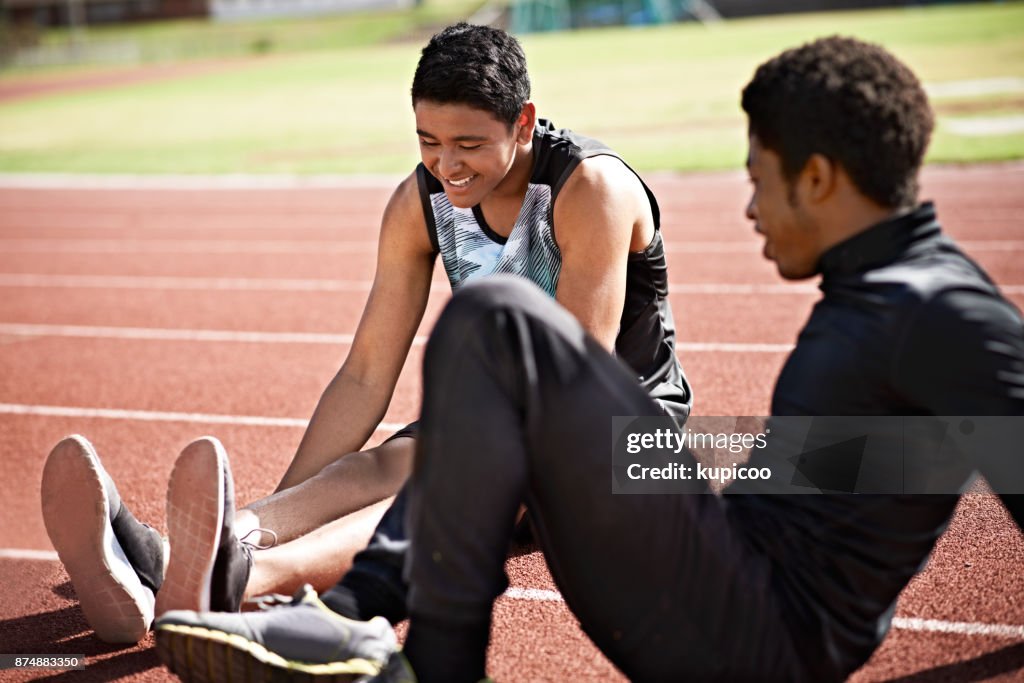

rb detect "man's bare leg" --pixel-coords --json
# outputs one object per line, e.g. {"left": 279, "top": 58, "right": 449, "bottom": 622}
{"left": 244, "top": 497, "right": 394, "bottom": 600}
{"left": 234, "top": 437, "right": 415, "bottom": 545}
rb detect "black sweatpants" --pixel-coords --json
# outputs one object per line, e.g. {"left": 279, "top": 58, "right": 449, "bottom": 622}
{"left": 399, "top": 276, "right": 808, "bottom": 682}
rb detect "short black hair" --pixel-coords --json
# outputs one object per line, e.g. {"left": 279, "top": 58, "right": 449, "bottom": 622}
{"left": 741, "top": 35, "right": 934, "bottom": 208}
{"left": 411, "top": 22, "right": 531, "bottom": 126}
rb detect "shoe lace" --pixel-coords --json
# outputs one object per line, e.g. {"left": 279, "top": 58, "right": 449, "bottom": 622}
{"left": 238, "top": 527, "right": 278, "bottom": 550}
{"left": 245, "top": 583, "right": 316, "bottom": 612}
{"left": 245, "top": 592, "right": 295, "bottom": 611}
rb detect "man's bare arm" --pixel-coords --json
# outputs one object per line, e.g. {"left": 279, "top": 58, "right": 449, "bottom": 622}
{"left": 553, "top": 155, "right": 654, "bottom": 351}
{"left": 275, "top": 173, "right": 435, "bottom": 492}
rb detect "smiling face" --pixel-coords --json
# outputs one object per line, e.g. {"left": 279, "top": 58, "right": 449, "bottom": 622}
{"left": 414, "top": 100, "right": 534, "bottom": 209}
{"left": 745, "top": 134, "right": 825, "bottom": 280}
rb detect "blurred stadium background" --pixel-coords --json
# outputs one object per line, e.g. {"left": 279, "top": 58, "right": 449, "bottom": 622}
{"left": 0, "top": 0, "right": 1021, "bottom": 174}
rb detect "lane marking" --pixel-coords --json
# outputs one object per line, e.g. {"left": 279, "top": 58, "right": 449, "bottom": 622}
{"left": 2, "top": 548, "right": 1023, "bottom": 642}
{"left": 665, "top": 240, "right": 1024, "bottom": 254}
{"left": 0, "top": 274, "right": 817, "bottom": 295}
{"left": 0, "top": 163, "right": 1019, "bottom": 190}
{"left": 0, "top": 549, "right": 59, "bottom": 561}
{"left": 944, "top": 115, "right": 1024, "bottom": 137}
{"left": 0, "top": 323, "right": 793, "bottom": 352}
{"left": 891, "top": 617, "right": 1024, "bottom": 640}
{"left": 0, "top": 274, "right": 814, "bottom": 295}
{"left": 503, "top": 587, "right": 564, "bottom": 602}
{"left": 500, "top": 588, "right": 1024, "bottom": 640}
{"left": 3, "top": 239, "right": 1021, "bottom": 255}
{"left": 682, "top": 342, "right": 793, "bottom": 352}
{"left": 0, "top": 173, "right": 404, "bottom": 190}
{"left": 0, "top": 274, "right": 376, "bottom": 292}
{"left": 1, "top": 274, "right": 1019, "bottom": 296}
{"left": 0, "top": 323, "right": 365, "bottom": 346}
{"left": 0, "top": 239, "right": 379, "bottom": 254}
{"left": 0, "top": 403, "right": 405, "bottom": 433}
{"left": 925, "top": 77, "right": 1024, "bottom": 99}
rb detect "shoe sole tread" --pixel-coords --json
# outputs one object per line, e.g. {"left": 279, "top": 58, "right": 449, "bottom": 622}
{"left": 155, "top": 623, "right": 380, "bottom": 682}
{"left": 40, "top": 435, "right": 153, "bottom": 644}
{"left": 157, "top": 438, "right": 226, "bottom": 616}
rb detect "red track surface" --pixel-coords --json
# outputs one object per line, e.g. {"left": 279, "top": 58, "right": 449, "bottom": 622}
{"left": 1, "top": 165, "right": 1023, "bottom": 682}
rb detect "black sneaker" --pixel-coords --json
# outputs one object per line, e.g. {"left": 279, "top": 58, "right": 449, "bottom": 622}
{"left": 41, "top": 435, "right": 166, "bottom": 643}
{"left": 155, "top": 584, "right": 397, "bottom": 682}
{"left": 355, "top": 652, "right": 417, "bottom": 683}
{"left": 157, "top": 436, "right": 253, "bottom": 616}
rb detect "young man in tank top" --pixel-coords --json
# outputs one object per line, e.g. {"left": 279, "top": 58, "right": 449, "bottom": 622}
{"left": 40, "top": 22, "right": 691, "bottom": 643}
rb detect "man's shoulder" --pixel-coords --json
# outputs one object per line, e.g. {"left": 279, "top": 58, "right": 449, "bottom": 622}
{"left": 380, "top": 169, "right": 432, "bottom": 248}
{"left": 535, "top": 120, "right": 614, "bottom": 158}
{"left": 533, "top": 120, "right": 622, "bottom": 191}
{"left": 858, "top": 238, "right": 1000, "bottom": 310}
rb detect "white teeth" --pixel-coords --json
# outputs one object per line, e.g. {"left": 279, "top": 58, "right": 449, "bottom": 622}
{"left": 447, "top": 175, "right": 475, "bottom": 187}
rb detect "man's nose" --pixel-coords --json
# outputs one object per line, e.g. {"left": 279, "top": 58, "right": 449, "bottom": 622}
{"left": 439, "top": 149, "right": 463, "bottom": 177}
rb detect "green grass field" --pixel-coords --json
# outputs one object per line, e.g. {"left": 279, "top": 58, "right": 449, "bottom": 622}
{"left": 1, "top": 1, "right": 1023, "bottom": 174}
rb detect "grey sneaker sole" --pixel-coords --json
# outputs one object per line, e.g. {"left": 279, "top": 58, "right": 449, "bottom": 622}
{"left": 157, "top": 437, "right": 226, "bottom": 616}
{"left": 41, "top": 435, "right": 154, "bottom": 644}
{"left": 155, "top": 624, "right": 382, "bottom": 682}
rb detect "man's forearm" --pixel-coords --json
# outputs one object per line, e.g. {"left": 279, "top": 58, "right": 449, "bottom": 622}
{"left": 276, "top": 371, "right": 392, "bottom": 492}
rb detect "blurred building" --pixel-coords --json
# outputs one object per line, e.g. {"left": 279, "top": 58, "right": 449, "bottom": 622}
{"left": 1, "top": 0, "right": 410, "bottom": 27}
{"left": 711, "top": 0, "right": 986, "bottom": 16}
{"left": 510, "top": 0, "right": 992, "bottom": 32}
{"left": 2, "top": 0, "right": 208, "bottom": 26}
{"left": 209, "top": 0, "right": 413, "bottom": 22}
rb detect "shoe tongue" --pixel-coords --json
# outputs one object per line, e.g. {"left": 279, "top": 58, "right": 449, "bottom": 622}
{"left": 98, "top": 464, "right": 123, "bottom": 523}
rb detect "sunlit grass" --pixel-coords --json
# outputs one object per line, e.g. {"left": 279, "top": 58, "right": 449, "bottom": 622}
{"left": 1, "top": 1, "right": 1022, "bottom": 173}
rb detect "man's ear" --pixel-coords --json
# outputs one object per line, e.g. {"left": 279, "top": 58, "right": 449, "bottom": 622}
{"left": 798, "top": 153, "right": 837, "bottom": 205}
{"left": 516, "top": 102, "right": 537, "bottom": 143}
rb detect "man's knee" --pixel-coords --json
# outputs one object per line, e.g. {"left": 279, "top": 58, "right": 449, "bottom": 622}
{"left": 444, "top": 276, "right": 549, "bottom": 322}
{"left": 426, "top": 276, "right": 546, "bottom": 362}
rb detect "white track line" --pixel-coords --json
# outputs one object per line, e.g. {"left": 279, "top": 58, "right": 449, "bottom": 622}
{"left": 945, "top": 115, "right": 1024, "bottom": 137}
{"left": 682, "top": 342, "right": 793, "bottom": 352}
{"left": 0, "top": 274, "right": 816, "bottom": 295}
{"left": 0, "top": 173, "right": 405, "bottom": 189}
{"left": 1, "top": 274, "right": 1021, "bottom": 296}
{"left": 1, "top": 239, "right": 1021, "bottom": 255}
{"left": 0, "top": 403, "right": 405, "bottom": 433}
{"left": 500, "top": 588, "right": 1024, "bottom": 640}
{"left": 503, "top": 587, "right": 564, "bottom": 602}
{"left": 0, "top": 274, "right": 375, "bottom": 292}
{"left": 0, "top": 322, "right": 792, "bottom": 353}
{"left": 891, "top": 617, "right": 1024, "bottom": 640}
{"left": 0, "top": 239, "right": 379, "bottom": 254}
{"left": 2, "top": 548, "right": 1022, "bottom": 641}
{"left": 0, "top": 549, "right": 59, "bottom": 561}
{"left": 664, "top": 240, "right": 1024, "bottom": 253}
{"left": 925, "top": 77, "right": 1024, "bottom": 99}
{"left": 0, "top": 323, "right": 365, "bottom": 345}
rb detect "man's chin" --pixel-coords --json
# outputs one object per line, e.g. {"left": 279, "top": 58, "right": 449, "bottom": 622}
{"left": 776, "top": 263, "right": 818, "bottom": 281}
{"left": 445, "top": 192, "right": 477, "bottom": 209}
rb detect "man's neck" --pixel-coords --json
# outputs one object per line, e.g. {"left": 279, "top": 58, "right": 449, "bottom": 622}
{"left": 489, "top": 141, "right": 534, "bottom": 202}
{"left": 818, "top": 190, "right": 905, "bottom": 257}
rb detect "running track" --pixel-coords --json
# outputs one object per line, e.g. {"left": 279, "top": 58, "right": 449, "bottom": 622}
{"left": 0, "top": 166, "right": 1022, "bottom": 682}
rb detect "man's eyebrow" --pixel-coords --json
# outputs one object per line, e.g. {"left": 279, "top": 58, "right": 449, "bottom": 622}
{"left": 415, "top": 129, "right": 489, "bottom": 142}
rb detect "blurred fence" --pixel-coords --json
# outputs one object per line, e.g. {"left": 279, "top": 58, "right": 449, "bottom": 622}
{"left": 509, "top": 0, "right": 993, "bottom": 31}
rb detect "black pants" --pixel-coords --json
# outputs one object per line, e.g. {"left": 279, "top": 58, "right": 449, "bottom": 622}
{"left": 368, "top": 277, "right": 804, "bottom": 682}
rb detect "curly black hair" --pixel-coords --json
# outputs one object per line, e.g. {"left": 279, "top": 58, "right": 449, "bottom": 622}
{"left": 411, "top": 23, "right": 531, "bottom": 127}
{"left": 741, "top": 36, "right": 934, "bottom": 208}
